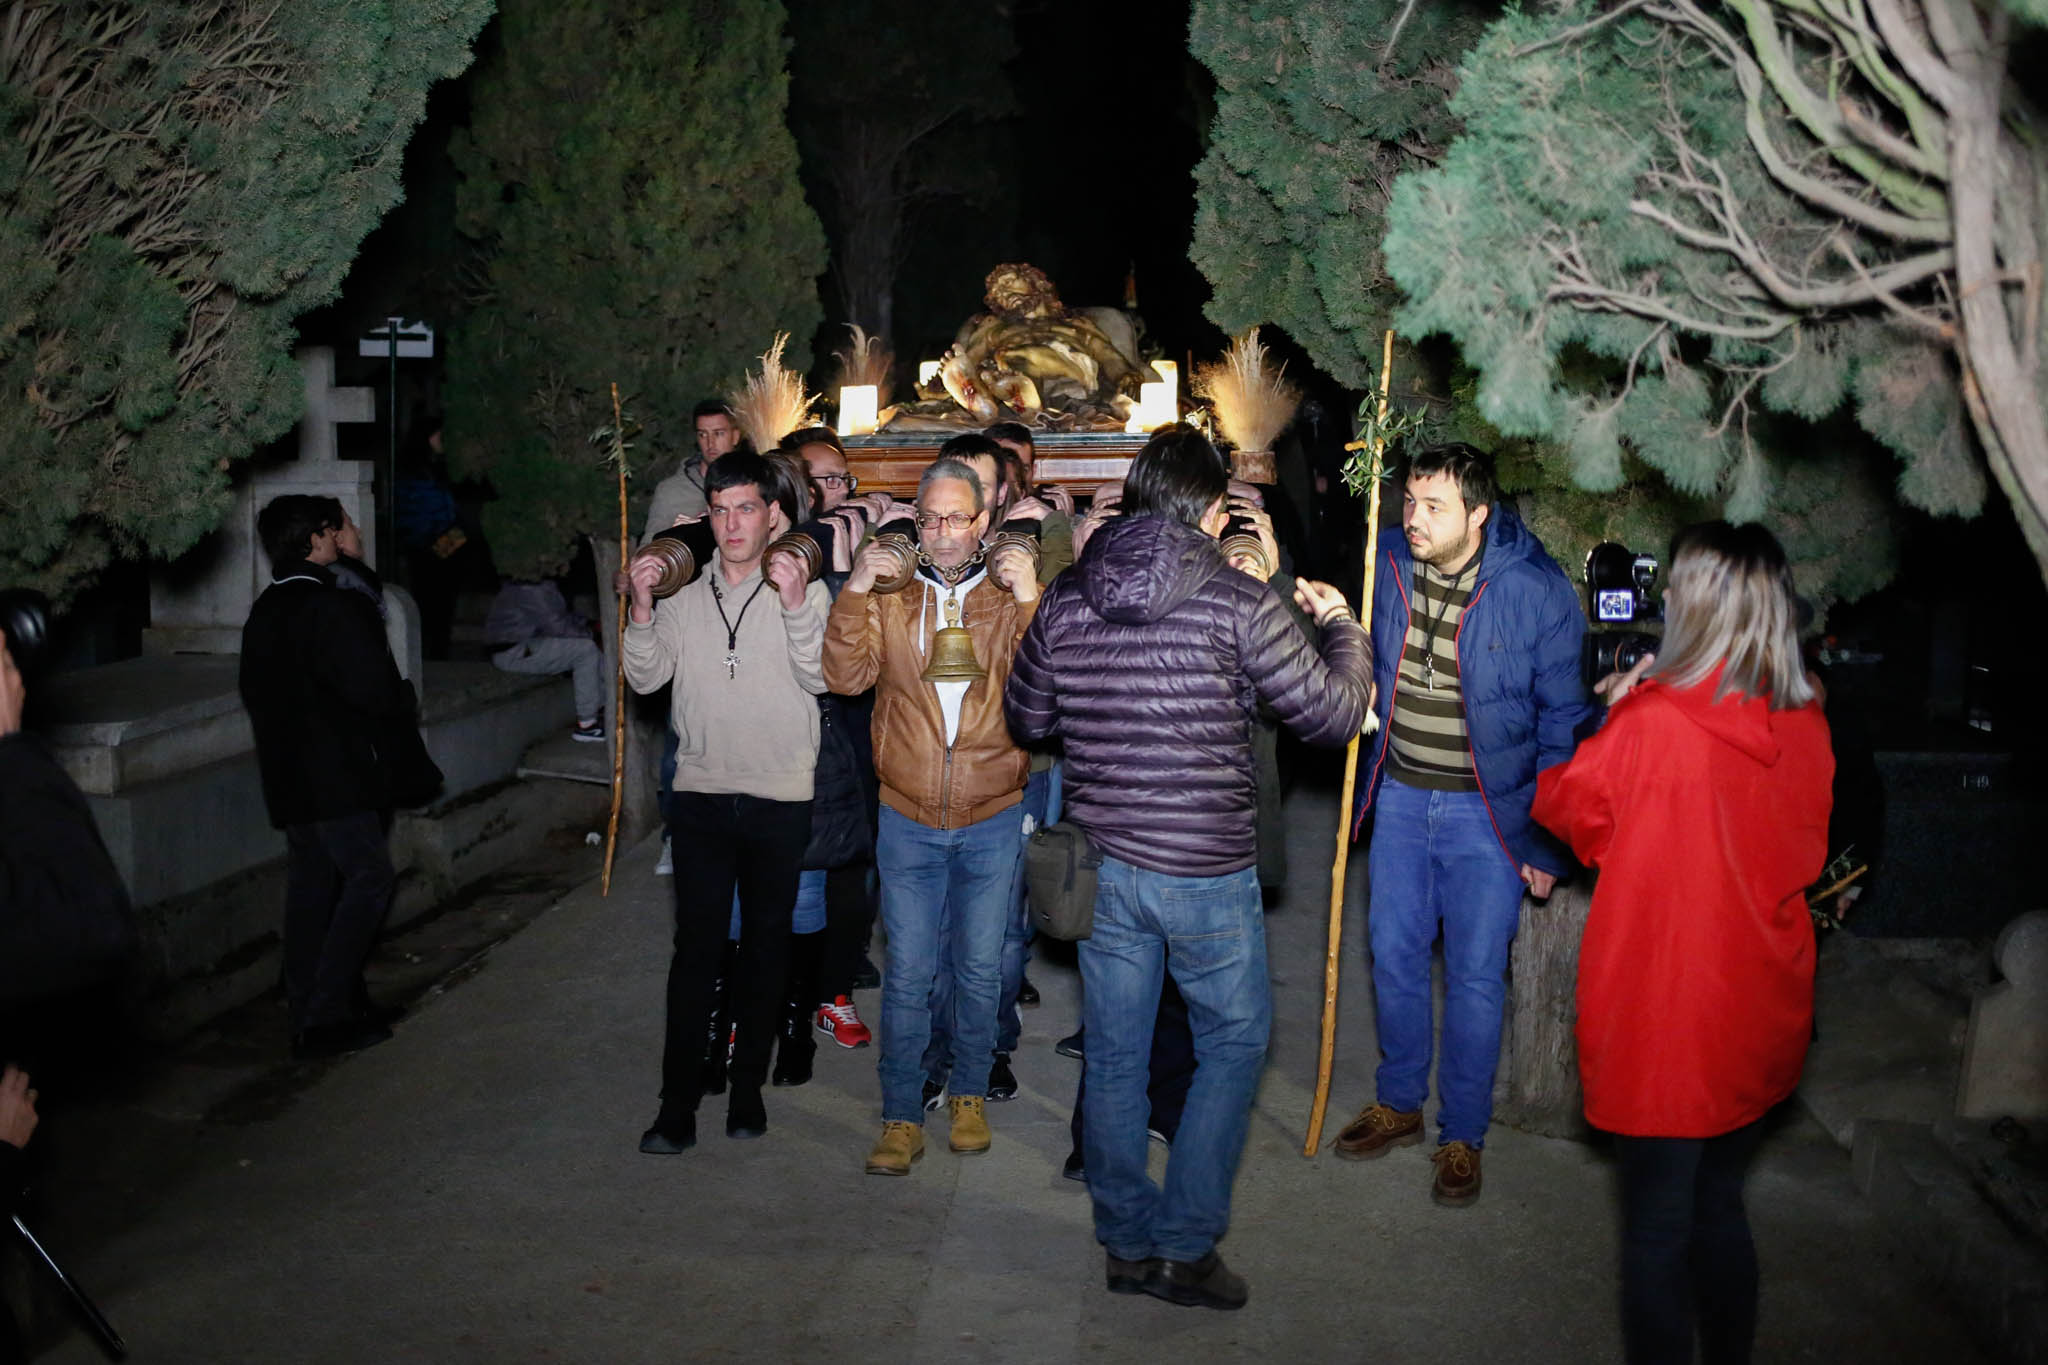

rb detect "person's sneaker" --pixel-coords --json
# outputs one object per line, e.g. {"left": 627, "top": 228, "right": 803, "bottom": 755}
{"left": 865, "top": 1120, "right": 924, "bottom": 1176}
{"left": 1055, "top": 1029, "right": 1085, "bottom": 1060}
{"left": 852, "top": 954, "right": 881, "bottom": 991}
{"left": 922, "top": 1077, "right": 945, "bottom": 1112}
{"left": 1147, "top": 1127, "right": 1171, "bottom": 1147}
{"left": 1332, "top": 1102, "right": 1424, "bottom": 1160}
{"left": 1145, "top": 1250, "right": 1248, "bottom": 1310}
{"left": 1105, "top": 1252, "right": 1155, "bottom": 1295}
{"left": 654, "top": 836, "right": 673, "bottom": 876}
{"left": 1018, "top": 975, "right": 1041, "bottom": 1006}
{"left": 1431, "top": 1141, "right": 1483, "bottom": 1206}
{"left": 571, "top": 717, "right": 605, "bottom": 743}
{"left": 948, "top": 1095, "right": 992, "bottom": 1154}
{"left": 726, "top": 1086, "right": 767, "bottom": 1140}
{"left": 1062, "top": 1150, "right": 1087, "bottom": 1183}
{"left": 814, "top": 996, "right": 872, "bottom": 1048}
{"left": 639, "top": 1109, "right": 696, "bottom": 1155}
{"left": 986, "top": 1051, "right": 1018, "bottom": 1101}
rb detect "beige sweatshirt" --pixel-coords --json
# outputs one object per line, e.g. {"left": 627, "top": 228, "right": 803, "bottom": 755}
{"left": 623, "top": 557, "right": 830, "bottom": 802}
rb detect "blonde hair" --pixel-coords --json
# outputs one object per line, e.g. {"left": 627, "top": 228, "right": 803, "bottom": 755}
{"left": 1648, "top": 521, "right": 1815, "bottom": 709}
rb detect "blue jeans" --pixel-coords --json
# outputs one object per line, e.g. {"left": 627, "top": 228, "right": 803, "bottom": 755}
{"left": 927, "top": 766, "right": 1056, "bottom": 1074}
{"left": 876, "top": 803, "right": 1024, "bottom": 1122}
{"left": 1079, "top": 856, "right": 1267, "bottom": 1264}
{"left": 1366, "top": 776, "right": 1527, "bottom": 1147}
{"left": 727, "top": 871, "right": 825, "bottom": 939}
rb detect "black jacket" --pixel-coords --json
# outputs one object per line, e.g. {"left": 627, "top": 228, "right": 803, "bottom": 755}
{"left": 0, "top": 733, "right": 134, "bottom": 1006}
{"left": 239, "top": 561, "right": 416, "bottom": 827}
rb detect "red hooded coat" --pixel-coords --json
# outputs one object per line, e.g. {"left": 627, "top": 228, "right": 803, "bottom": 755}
{"left": 1533, "top": 672, "right": 1833, "bottom": 1137}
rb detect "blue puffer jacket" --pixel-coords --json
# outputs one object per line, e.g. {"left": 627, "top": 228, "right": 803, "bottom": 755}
{"left": 1354, "top": 501, "right": 1597, "bottom": 875}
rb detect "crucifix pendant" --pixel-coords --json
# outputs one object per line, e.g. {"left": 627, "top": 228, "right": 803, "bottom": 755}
{"left": 723, "top": 649, "right": 738, "bottom": 679}
{"left": 1422, "top": 655, "right": 1436, "bottom": 691}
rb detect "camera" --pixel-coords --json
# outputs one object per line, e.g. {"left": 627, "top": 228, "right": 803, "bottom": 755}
{"left": 1582, "top": 542, "right": 1659, "bottom": 688}
{"left": 0, "top": 588, "right": 51, "bottom": 675}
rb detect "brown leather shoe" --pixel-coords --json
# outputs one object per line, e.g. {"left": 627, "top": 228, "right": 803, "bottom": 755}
{"left": 1332, "top": 1103, "right": 1424, "bottom": 1160}
{"left": 1431, "top": 1141, "right": 1482, "bottom": 1205}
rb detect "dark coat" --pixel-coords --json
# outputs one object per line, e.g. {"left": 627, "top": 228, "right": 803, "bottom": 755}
{"left": 0, "top": 733, "right": 134, "bottom": 1006}
{"left": 239, "top": 561, "right": 416, "bottom": 828}
{"left": 1356, "top": 501, "right": 1598, "bottom": 875}
{"left": 1006, "top": 515, "right": 1371, "bottom": 878}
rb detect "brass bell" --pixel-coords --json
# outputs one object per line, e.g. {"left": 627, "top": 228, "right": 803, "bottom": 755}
{"left": 920, "top": 590, "right": 987, "bottom": 684}
{"left": 634, "top": 536, "right": 699, "bottom": 599}
{"left": 869, "top": 532, "right": 919, "bottom": 595}
{"left": 1219, "top": 530, "right": 1275, "bottom": 581}
{"left": 764, "top": 530, "right": 825, "bottom": 583}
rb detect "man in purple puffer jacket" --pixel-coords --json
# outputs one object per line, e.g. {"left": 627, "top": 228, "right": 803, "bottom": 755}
{"left": 1006, "top": 425, "right": 1372, "bottom": 1311}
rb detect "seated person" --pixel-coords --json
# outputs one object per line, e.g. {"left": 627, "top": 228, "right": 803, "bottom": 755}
{"left": 484, "top": 578, "right": 606, "bottom": 742}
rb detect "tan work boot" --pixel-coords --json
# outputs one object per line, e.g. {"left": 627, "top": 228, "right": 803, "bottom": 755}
{"left": 1331, "top": 1103, "right": 1424, "bottom": 1160}
{"left": 865, "top": 1120, "right": 924, "bottom": 1176}
{"left": 948, "top": 1094, "right": 992, "bottom": 1154}
{"left": 1431, "top": 1140, "right": 1482, "bottom": 1205}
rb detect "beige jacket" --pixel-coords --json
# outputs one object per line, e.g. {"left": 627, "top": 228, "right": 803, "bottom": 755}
{"left": 624, "top": 557, "right": 829, "bottom": 802}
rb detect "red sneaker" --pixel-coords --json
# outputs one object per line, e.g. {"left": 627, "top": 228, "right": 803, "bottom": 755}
{"left": 815, "top": 995, "right": 872, "bottom": 1049}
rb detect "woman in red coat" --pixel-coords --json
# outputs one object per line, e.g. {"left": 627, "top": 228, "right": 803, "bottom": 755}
{"left": 1533, "top": 521, "right": 1833, "bottom": 1365}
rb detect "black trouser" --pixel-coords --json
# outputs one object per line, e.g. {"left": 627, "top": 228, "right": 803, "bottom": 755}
{"left": 1070, "top": 974, "right": 1194, "bottom": 1155}
{"left": 662, "top": 792, "right": 811, "bottom": 1106}
{"left": 1614, "top": 1119, "right": 1767, "bottom": 1365}
{"left": 817, "top": 861, "right": 875, "bottom": 1002}
{"left": 283, "top": 811, "right": 396, "bottom": 1032}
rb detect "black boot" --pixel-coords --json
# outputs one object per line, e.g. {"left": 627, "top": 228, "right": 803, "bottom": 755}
{"left": 772, "top": 930, "right": 823, "bottom": 1088}
{"left": 702, "top": 939, "right": 737, "bottom": 1096}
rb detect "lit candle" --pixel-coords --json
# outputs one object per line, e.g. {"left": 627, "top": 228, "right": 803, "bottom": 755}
{"left": 1125, "top": 381, "right": 1173, "bottom": 434}
{"left": 918, "top": 360, "right": 941, "bottom": 387}
{"left": 838, "top": 384, "right": 879, "bottom": 437}
{"left": 1153, "top": 359, "right": 1178, "bottom": 407}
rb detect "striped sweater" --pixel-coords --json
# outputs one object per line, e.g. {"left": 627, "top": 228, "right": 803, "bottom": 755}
{"left": 1385, "top": 556, "right": 1480, "bottom": 791}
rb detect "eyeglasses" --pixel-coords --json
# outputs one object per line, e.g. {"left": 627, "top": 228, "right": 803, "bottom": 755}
{"left": 815, "top": 473, "right": 857, "bottom": 490}
{"left": 914, "top": 512, "right": 978, "bottom": 532}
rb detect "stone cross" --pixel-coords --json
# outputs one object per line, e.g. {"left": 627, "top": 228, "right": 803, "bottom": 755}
{"left": 148, "top": 347, "right": 377, "bottom": 654}
{"left": 1958, "top": 909, "right": 2048, "bottom": 1121}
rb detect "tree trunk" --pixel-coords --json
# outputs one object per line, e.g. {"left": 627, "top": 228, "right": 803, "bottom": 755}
{"left": 1947, "top": 6, "right": 2048, "bottom": 582}
{"left": 1495, "top": 876, "right": 1595, "bottom": 1140}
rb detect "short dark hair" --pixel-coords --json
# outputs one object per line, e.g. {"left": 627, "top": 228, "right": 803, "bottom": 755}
{"left": 983, "top": 421, "right": 1033, "bottom": 453}
{"left": 257, "top": 494, "right": 341, "bottom": 573}
{"left": 780, "top": 425, "right": 844, "bottom": 456}
{"left": 1405, "top": 442, "right": 1497, "bottom": 513}
{"left": 937, "top": 432, "right": 1005, "bottom": 465}
{"left": 692, "top": 399, "right": 736, "bottom": 423}
{"left": 706, "top": 450, "right": 798, "bottom": 524}
{"left": 1121, "top": 423, "right": 1228, "bottom": 528}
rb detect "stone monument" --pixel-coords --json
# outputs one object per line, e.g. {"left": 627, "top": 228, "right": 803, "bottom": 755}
{"left": 146, "top": 345, "right": 377, "bottom": 655}
{"left": 1958, "top": 910, "right": 2048, "bottom": 1121}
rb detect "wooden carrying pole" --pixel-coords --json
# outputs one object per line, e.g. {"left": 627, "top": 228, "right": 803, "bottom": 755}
{"left": 1304, "top": 329, "right": 1395, "bottom": 1156}
{"left": 601, "top": 382, "right": 628, "bottom": 897}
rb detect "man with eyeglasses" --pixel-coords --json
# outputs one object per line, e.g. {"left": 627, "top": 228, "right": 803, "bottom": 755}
{"left": 824, "top": 444, "right": 1041, "bottom": 1176}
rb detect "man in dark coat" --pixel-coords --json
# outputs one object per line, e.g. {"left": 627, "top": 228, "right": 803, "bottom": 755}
{"left": 1332, "top": 443, "right": 1597, "bottom": 1205}
{"left": 240, "top": 494, "right": 417, "bottom": 1059}
{"left": 1005, "top": 425, "right": 1372, "bottom": 1311}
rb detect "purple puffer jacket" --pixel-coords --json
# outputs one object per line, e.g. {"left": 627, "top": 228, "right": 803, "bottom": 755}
{"left": 1005, "top": 515, "right": 1372, "bottom": 877}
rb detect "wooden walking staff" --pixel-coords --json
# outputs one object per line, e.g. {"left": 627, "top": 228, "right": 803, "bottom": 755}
{"left": 601, "top": 381, "right": 629, "bottom": 897}
{"left": 1304, "top": 329, "right": 1397, "bottom": 1157}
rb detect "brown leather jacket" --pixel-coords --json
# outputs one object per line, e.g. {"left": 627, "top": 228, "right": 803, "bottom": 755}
{"left": 824, "top": 573, "right": 1036, "bottom": 829}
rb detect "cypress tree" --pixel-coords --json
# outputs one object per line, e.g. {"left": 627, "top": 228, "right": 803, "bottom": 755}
{"left": 0, "top": 0, "right": 493, "bottom": 601}
{"left": 445, "top": 0, "right": 827, "bottom": 577}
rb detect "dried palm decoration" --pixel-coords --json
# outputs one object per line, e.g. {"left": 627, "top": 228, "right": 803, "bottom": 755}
{"left": 728, "top": 332, "right": 819, "bottom": 453}
{"left": 833, "top": 324, "right": 894, "bottom": 408}
{"left": 1195, "top": 328, "right": 1302, "bottom": 480}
